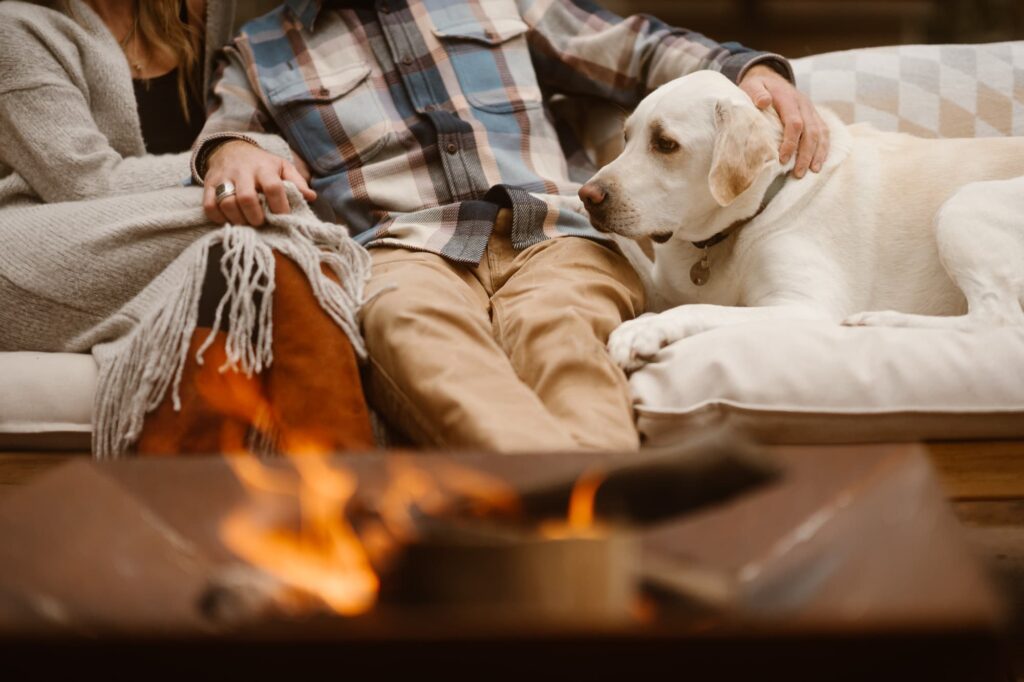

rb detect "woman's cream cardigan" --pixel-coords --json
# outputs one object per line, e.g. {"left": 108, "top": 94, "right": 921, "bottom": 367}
{"left": 0, "top": 0, "right": 371, "bottom": 457}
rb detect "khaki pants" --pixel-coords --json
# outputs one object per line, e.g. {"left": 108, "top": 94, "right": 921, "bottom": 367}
{"left": 359, "top": 211, "right": 645, "bottom": 453}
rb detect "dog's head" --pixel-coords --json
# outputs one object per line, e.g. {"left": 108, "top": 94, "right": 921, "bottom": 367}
{"left": 579, "top": 71, "right": 781, "bottom": 243}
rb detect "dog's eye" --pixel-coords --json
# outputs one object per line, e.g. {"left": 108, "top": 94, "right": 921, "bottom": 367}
{"left": 653, "top": 136, "right": 679, "bottom": 154}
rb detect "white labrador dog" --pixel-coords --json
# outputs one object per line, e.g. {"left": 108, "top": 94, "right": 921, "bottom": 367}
{"left": 579, "top": 71, "right": 1024, "bottom": 372}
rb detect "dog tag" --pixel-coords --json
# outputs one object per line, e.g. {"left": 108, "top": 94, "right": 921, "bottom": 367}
{"left": 690, "top": 256, "right": 711, "bottom": 287}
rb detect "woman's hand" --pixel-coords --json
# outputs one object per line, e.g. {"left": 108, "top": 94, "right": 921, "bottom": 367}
{"left": 203, "top": 141, "right": 317, "bottom": 226}
{"left": 739, "top": 65, "right": 830, "bottom": 179}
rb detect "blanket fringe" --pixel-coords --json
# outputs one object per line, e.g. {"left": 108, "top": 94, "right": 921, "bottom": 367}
{"left": 93, "top": 190, "right": 373, "bottom": 459}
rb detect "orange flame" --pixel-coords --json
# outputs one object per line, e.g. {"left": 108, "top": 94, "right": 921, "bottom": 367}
{"left": 220, "top": 451, "right": 379, "bottom": 616}
{"left": 195, "top": 364, "right": 378, "bottom": 615}
{"left": 567, "top": 469, "right": 604, "bottom": 531}
{"left": 541, "top": 468, "right": 606, "bottom": 539}
{"left": 364, "top": 458, "right": 521, "bottom": 567}
{"left": 199, "top": 363, "right": 523, "bottom": 616}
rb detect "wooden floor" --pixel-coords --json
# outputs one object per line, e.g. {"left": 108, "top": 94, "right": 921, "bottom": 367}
{"left": 0, "top": 451, "right": 78, "bottom": 498}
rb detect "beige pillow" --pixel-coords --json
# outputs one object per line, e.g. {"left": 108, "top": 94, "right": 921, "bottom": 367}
{"left": 631, "top": 322, "right": 1024, "bottom": 446}
{"left": 0, "top": 353, "right": 94, "bottom": 450}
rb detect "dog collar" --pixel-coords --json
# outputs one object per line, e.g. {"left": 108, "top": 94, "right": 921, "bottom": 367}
{"left": 690, "top": 172, "right": 788, "bottom": 286}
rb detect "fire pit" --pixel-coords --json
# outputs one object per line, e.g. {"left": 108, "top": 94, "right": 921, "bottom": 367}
{"left": 0, "top": 442, "right": 1004, "bottom": 681}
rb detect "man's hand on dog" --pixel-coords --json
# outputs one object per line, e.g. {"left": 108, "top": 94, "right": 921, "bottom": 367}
{"left": 740, "top": 65, "right": 830, "bottom": 178}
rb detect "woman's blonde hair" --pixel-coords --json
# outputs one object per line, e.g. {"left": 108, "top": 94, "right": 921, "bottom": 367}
{"left": 135, "top": 0, "right": 203, "bottom": 120}
{"left": 59, "top": 0, "right": 203, "bottom": 120}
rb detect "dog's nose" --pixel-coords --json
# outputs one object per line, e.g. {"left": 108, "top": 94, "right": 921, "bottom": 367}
{"left": 578, "top": 182, "right": 608, "bottom": 208}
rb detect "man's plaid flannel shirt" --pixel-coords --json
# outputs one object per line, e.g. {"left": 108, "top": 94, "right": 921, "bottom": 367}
{"left": 193, "top": 0, "right": 791, "bottom": 263}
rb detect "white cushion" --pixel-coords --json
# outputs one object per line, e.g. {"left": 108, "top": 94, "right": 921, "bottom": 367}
{"left": 631, "top": 322, "right": 1024, "bottom": 446}
{"left": 0, "top": 352, "right": 94, "bottom": 450}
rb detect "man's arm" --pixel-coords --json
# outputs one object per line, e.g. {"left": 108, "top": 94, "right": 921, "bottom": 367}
{"left": 518, "top": 0, "right": 828, "bottom": 177}
{"left": 192, "top": 44, "right": 316, "bottom": 226}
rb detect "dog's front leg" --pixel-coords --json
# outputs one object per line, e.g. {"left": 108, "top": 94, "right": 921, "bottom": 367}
{"left": 608, "top": 304, "right": 829, "bottom": 372}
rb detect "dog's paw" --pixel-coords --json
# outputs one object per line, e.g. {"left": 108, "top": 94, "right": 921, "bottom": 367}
{"left": 608, "top": 315, "right": 667, "bottom": 372}
{"left": 842, "top": 310, "right": 909, "bottom": 328}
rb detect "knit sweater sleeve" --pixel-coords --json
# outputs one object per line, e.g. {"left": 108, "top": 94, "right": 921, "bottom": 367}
{"left": 0, "top": 18, "right": 190, "bottom": 203}
{"left": 0, "top": 86, "right": 192, "bottom": 203}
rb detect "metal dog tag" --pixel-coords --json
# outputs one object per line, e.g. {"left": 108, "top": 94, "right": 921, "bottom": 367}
{"left": 690, "top": 256, "right": 711, "bottom": 287}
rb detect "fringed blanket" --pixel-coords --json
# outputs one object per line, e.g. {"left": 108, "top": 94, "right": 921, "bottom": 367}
{"left": 0, "top": 184, "right": 371, "bottom": 457}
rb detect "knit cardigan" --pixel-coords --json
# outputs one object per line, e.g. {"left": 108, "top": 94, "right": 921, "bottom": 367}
{"left": 0, "top": 0, "right": 372, "bottom": 457}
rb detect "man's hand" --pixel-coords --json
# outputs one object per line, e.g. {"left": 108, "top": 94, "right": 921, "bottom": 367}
{"left": 739, "top": 65, "right": 830, "bottom": 178}
{"left": 203, "top": 141, "right": 317, "bottom": 226}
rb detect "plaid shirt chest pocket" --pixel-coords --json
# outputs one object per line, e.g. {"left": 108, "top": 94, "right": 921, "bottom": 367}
{"left": 265, "top": 64, "right": 394, "bottom": 175}
{"left": 430, "top": 15, "right": 542, "bottom": 114}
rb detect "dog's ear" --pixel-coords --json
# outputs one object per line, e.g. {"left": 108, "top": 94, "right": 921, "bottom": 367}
{"left": 708, "top": 101, "right": 775, "bottom": 207}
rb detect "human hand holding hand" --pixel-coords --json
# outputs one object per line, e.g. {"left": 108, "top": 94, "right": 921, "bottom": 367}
{"left": 739, "top": 64, "right": 830, "bottom": 178}
{"left": 203, "top": 141, "right": 317, "bottom": 226}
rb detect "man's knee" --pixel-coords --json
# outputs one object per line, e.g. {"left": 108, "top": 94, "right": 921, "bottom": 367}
{"left": 528, "top": 237, "right": 645, "bottom": 311}
{"left": 360, "top": 285, "right": 429, "bottom": 348}
{"left": 360, "top": 263, "right": 484, "bottom": 357}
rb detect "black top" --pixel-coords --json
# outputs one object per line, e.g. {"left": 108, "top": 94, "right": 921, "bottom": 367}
{"left": 133, "top": 67, "right": 205, "bottom": 155}
{"left": 326, "top": 0, "right": 378, "bottom": 8}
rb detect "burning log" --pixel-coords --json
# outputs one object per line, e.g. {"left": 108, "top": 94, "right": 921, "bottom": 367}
{"left": 199, "top": 565, "right": 300, "bottom": 627}
{"left": 510, "top": 432, "right": 780, "bottom": 527}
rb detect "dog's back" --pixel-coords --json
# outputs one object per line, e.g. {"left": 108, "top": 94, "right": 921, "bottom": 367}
{"left": 782, "top": 123, "right": 1024, "bottom": 317}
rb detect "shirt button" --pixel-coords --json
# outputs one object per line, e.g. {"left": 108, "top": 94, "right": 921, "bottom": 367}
{"left": 401, "top": 55, "right": 413, "bottom": 66}
{"left": 317, "top": 86, "right": 329, "bottom": 97}
{"left": 424, "top": 104, "right": 436, "bottom": 112}
{"left": 379, "top": 4, "right": 390, "bottom": 13}
{"left": 484, "top": 29, "right": 496, "bottom": 40}
{"left": 446, "top": 143, "right": 458, "bottom": 155}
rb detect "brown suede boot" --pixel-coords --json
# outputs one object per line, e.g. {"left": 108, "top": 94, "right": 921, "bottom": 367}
{"left": 136, "top": 329, "right": 262, "bottom": 456}
{"left": 266, "top": 253, "right": 375, "bottom": 452}
{"left": 137, "top": 252, "right": 374, "bottom": 456}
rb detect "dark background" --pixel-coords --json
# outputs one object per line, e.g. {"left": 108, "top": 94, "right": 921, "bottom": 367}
{"left": 242, "top": 1, "right": 1024, "bottom": 57}
{"left": 604, "top": 0, "right": 1024, "bottom": 56}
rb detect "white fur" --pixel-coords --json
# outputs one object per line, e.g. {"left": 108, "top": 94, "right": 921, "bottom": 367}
{"left": 586, "top": 72, "right": 1024, "bottom": 371}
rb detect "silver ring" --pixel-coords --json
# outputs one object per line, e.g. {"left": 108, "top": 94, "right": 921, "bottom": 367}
{"left": 214, "top": 181, "right": 237, "bottom": 204}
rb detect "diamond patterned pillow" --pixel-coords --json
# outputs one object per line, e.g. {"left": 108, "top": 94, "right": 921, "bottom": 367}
{"left": 567, "top": 42, "right": 1024, "bottom": 171}
{"left": 792, "top": 42, "right": 1024, "bottom": 138}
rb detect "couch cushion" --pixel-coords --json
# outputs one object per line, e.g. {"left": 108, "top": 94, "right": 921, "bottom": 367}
{"left": 0, "top": 353, "right": 94, "bottom": 450}
{"left": 631, "top": 322, "right": 1024, "bottom": 446}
